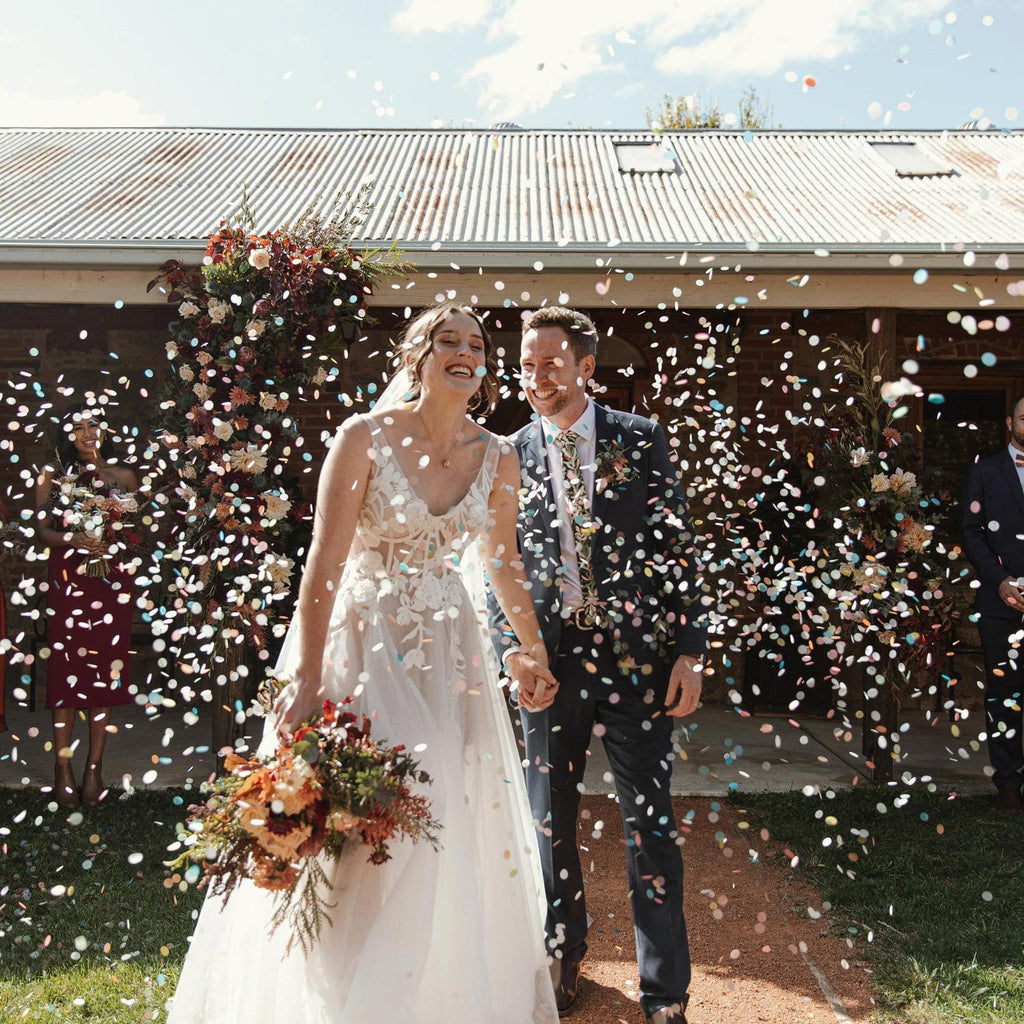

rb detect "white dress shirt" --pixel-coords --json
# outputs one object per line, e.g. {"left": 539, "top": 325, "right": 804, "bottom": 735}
{"left": 542, "top": 400, "right": 597, "bottom": 616}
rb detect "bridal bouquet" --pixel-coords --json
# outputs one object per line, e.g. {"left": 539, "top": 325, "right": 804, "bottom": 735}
{"left": 168, "top": 693, "right": 441, "bottom": 954}
{"left": 52, "top": 475, "right": 140, "bottom": 577}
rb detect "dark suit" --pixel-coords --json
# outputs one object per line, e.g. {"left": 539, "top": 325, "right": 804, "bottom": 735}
{"left": 489, "top": 403, "right": 706, "bottom": 1017}
{"left": 960, "top": 448, "right": 1024, "bottom": 790}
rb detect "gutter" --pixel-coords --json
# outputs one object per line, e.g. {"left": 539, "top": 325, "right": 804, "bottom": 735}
{"left": 0, "top": 240, "right": 1020, "bottom": 274}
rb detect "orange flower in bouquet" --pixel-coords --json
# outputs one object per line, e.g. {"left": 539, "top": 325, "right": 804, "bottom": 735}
{"left": 167, "top": 689, "right": 441, "bottom": 954}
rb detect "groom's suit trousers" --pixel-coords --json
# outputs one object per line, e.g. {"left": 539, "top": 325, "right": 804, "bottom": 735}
{"left": 520, "top": 623, "right": 690, "bottom": 1017}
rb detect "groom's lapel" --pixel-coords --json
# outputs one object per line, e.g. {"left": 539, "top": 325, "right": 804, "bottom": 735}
{"left": 997, "top": 449, "right": 1024, "bottom": 522}
{"left": 518, "top": 419, "right": 560, "bottom": 559}
{"left": 590, "top": 403, "right": 620, "bottom": 525}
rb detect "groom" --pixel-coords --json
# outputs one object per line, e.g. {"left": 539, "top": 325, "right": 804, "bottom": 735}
{"left": 490, "top": 306, "right": 706, "bottom": 1023}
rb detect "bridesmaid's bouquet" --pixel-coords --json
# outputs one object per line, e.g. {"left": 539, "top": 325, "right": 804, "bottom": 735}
{"left": 52, "top": 474, "right": 140, "bottom": 577}
{"left": 167, "top": 693, "right": 441, "bottom": 954}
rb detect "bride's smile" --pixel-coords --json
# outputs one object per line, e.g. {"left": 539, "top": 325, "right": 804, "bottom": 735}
{"left": 415, "top": 310, "right": 488, "bottom": 399}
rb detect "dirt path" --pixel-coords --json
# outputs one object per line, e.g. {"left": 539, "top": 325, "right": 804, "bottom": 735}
{"left": 566, "top": 796, "right": 876, "bottom": 1023}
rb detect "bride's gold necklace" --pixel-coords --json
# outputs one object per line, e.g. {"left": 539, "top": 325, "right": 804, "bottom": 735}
{"left": 416, "top": 410, "right": 460, "bottom": 470}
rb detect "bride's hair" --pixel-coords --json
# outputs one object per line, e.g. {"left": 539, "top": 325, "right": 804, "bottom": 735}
{"left": 391, "top": 301, "right": 500, "bottom": 415}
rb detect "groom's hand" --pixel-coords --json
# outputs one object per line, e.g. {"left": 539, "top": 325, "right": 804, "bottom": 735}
{"left": 507, "top": 653, "right": 559, "bottom": 712}
{"left": 665, "top": 654, "right": 703, "bottom": 718}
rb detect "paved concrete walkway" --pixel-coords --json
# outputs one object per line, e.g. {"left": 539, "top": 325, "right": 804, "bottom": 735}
{"left": 0, "top": 691, "right": 992, "bottom": 797}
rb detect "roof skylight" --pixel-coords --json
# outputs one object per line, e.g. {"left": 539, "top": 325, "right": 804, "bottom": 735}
{"left": 614, "top": 142, "right": 678, "bottom": 173}
{"left": 869, "top": 142, "right": 956, "bottom": 177}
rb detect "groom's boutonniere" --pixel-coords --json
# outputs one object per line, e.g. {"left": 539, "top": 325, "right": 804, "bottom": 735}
{"left": 594, "top": 439, "right": 636, "bottom": 495}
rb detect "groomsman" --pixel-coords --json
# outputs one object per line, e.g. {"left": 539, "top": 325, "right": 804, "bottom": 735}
{"left": 961, "top": 393, "right": 1024, "bottom": 811}
{"left": 490, "top": 306, "right": 706, "bottom": 1023}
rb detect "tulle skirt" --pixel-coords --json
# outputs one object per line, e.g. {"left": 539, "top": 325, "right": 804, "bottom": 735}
{"left": 167, "top": 575, "right": 558, "bottom": 1024}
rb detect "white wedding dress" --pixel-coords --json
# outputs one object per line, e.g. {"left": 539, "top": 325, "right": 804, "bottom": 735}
{"left": 168, "top": 420, "right": 558, "bottom": 1023}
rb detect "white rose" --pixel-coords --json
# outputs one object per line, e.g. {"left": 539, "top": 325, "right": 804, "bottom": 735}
{"left": 259, "top": 392, "right": 278, "bottom": 411}
{"left": 248, "top": 248, "right": 271, "bottom": 270}
{"left": 212, "top": 420, "right": 233, "bottom": 441}
{"left": 166, "top": 341, "right": 179, "bottom": 359}
{"left": 179, "top": 365, "right": 195, "bottom": 382}
{"left": 245, "top": 318, "right": 266, "bottom": 339}
{"left": 196, "top": 351, "right": 213, "bottom": 366}
{"left": 207, "top": 298, "right": 231, "bottom": 324}
{"left": 178, "top": 301, "right": 201, "bottom": 318}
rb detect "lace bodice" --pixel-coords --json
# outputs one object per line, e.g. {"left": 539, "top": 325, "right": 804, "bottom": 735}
{"left": 339, "top": 418, "right": 503, "bottom": 623}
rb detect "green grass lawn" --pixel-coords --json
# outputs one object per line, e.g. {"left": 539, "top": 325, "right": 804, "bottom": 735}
{"left": 3, "top": 785, "right": 1023, "bottom": 1023}
{"left": 735, "top": 787, "right": 1024, "bottom": 1024}
{"left": 0, "top": 789, "right": 202, "bottom": 1022}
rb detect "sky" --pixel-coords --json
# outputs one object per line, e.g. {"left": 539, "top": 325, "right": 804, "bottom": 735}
{"left": 0, "top": 0, "right": 1020, "bottom": 131}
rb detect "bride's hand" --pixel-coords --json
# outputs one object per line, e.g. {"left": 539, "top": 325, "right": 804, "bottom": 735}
{"left": 272, "top": 677, "right": 323, "bottom": 740}
{"left": 509, "top": 645, "right": 559, "bottom": 712}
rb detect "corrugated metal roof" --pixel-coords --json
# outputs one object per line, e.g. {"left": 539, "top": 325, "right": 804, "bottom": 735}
{"left": 0, "top": 127, "right": 1022, "bottom": 253}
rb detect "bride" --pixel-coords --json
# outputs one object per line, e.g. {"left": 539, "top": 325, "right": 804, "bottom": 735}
{"left": 168, "top": 302, "right": 561, "bottom": 1023}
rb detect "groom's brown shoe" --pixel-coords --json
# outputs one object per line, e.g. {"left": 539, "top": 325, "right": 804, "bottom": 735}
{"left": 549, "top": 955, "right": 584, "bottom": 1016}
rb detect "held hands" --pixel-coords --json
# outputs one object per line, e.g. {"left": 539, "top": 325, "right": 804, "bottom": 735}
{"left": 665, "top": 654, "right": 703, "bottom": 718}
{"left": 507, "top": 646, "right": 559, "bottom": 713}
{"left": 998, "top": 577, "right": 1024, "bottom": 613}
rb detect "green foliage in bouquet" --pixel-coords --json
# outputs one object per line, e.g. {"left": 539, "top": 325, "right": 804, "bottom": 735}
{"left": 167, "top": 693, "right": 440, "bottom": 956}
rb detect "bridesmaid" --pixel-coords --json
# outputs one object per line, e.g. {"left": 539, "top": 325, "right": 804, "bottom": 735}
{"left": 35, "top": 404, "right": 137, "bottom": 808}
{"left": 0, "top": 496, "right": 8, "bottom": 734}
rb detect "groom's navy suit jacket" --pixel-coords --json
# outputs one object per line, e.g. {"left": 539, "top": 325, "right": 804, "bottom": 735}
{"left": 961, "top": 448, "right": 1024, "bottom": 620}
{"left": 490, "top": 404, "right": 706, "bottom": 680}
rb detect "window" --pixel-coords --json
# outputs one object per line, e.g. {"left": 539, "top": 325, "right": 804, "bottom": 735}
{"left": 869, "top": 142, "right": 956, "bottom": 177}
{"left": 613, "top": 142, "right": 678, "bottom": 173}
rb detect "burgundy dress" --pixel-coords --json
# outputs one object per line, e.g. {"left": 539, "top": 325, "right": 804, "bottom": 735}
{"left": 0, "top": 569, "right": 7, "bottom": 732}
{"left": 44, "top": 473, "right": 134, "bottom": 711}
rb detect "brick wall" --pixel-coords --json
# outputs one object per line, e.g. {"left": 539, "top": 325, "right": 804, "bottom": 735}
{"left": 3, "top": 300, "right": 1019, "bottom": 714}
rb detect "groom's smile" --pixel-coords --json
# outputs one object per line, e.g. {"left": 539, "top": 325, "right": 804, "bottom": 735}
{"left": 520, "top": 325, "right": 595, "bottom": 429}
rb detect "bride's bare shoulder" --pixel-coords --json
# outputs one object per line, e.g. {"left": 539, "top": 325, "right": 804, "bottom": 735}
{"left": 473, "top": 424, "right": 515, "bottom": 456}
{"left": 488, "top": 432, "right": 521, "bottom": 485}
{"left": 324, "top": 415, "right": 375, "bottom": 464}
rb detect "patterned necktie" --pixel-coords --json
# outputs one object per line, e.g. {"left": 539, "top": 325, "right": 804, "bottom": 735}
{"left": 1016, "top": 454, "right": 1024, "bottom": 468}
{"left": 557, "top": 430, "right": 597, "bottom": 607}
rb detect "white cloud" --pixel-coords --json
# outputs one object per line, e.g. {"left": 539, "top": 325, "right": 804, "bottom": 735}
{"left": 653, "top": 0, "right": 949, "bottom": 78}
{"left": 0, "top": 87, "right": 165, "bottom": 127}
{"left": 456, "top": 0, "right": 949, "bottom": 118}
{"left": 466, "top": 39, "right": 612, "bottom": 119}
{"left": 393, "top": 0, "right": 493, "bottom": 33}
{"left": 614, "top": 82, "right": 647, "bottom": 100}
